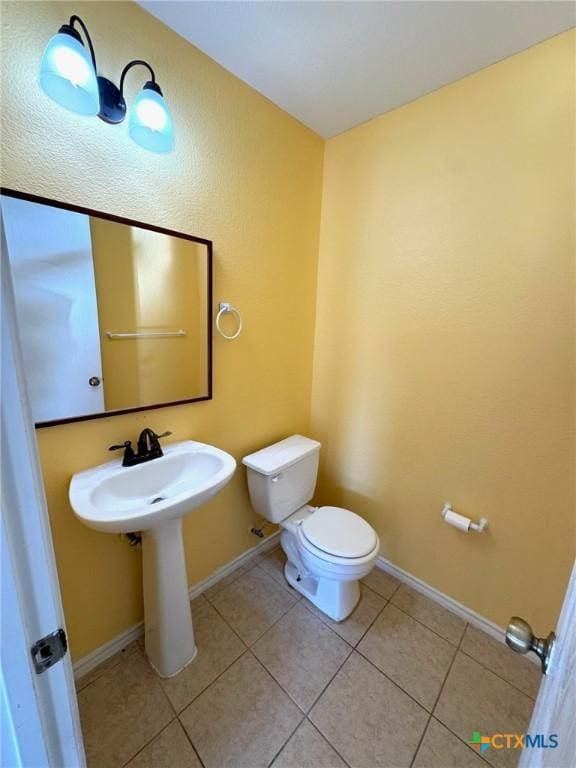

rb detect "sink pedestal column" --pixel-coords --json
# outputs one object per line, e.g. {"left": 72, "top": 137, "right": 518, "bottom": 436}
{"left": 142, "top": 518, "right": 196, "bottom": 677}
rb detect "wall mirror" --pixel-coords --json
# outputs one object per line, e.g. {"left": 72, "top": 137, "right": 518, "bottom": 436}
{"left": 1, "top": 189, "right": 212, "bottom": 427}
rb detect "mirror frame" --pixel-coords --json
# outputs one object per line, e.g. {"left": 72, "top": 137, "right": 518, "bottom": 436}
{"left": 1, "top": 187, "right": 213, "bottom": 427}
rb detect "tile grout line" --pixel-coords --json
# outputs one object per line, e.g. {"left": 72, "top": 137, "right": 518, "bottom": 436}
{"left": 179, "top": 719, "right": 207, "bottom": 768}
{"left": 119, "top": 716, "right": 178, "bottom": 768}
{"left": 428, "top": 623, "right": 499, "bottom": 768}
{"left": 407, "top": 618, "right": 468, "bottom": 768}
{"left": 265, "top": 717, "right": 304, "bottom": 768}
{"left": 109, "top": 648, "right": 182, "bottom": 768}
{"left": 408, "top": 715, "right": 432, "bottom": 767}
{"left": 298, "top": 583, "right": 391, "bottom": 646}
{"left": 303, "top": 717, "right": 353, "bottom": 768}
{"left": 255, "top": 637, "right": 356, "bottom": 768}
{"left": 170, "top": 640, "right": 249, "bottom": 715}
{"left": 175, "top": 648, "right": 258, "bottom": 768}
{"left": 246, "top": 649, "right": 306, "bottom": 768}
{"left": 353, "top": 644, "right": 435, "bottom": 714}
{"left": 205, "top": 575, "right": 300, "bottom": 649}
{"left": 389, "top": 597, "right": 466, "bottom": 648}
{"left": 429, "top": 715, "right": 496, "bottom": 768}
{"left": 456, "top": 647, "right": 538, "bottom": 702}
{"left": 303, "top": 646, "right": 356, "bottom": 768}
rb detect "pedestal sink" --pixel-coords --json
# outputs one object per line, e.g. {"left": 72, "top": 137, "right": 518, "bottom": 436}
{"left": 69, "top": 440, "right": 236, "bottom": 677}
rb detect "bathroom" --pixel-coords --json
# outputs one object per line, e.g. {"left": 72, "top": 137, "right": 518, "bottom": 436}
{"left": 1, "top": 1, "right": 574, "bottom": 767}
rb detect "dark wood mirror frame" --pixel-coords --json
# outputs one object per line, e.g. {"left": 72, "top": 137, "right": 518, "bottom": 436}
{"left": 1, "top": 187, "right": 213, "bottom": 427}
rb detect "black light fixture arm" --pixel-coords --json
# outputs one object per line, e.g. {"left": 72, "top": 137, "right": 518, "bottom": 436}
{"left": 119, "top": 60, "right": 161, "bottom": 96}
{"left": 68, "top": 15, "right": 97, "bottom": 71}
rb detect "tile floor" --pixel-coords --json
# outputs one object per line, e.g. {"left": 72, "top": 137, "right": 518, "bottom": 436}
{"left": 77, "top": 547, "right": 539, "bottom": 768}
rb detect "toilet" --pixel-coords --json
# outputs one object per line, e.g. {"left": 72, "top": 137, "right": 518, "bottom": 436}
{"left": 243, "top": 435, "right": 380, "bottom": 621}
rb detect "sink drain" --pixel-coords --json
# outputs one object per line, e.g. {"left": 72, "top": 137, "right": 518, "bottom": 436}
{"left": 150, "top": 496, "right": 166, "bottom": 504}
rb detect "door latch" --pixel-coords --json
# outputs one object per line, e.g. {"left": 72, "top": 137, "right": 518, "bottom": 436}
{"left": 31, "top": 628, "right": 68, "bottom": 674}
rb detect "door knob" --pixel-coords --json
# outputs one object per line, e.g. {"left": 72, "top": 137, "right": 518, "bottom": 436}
{"left": 89, "top": 376, "right": 101, "bottom": 387}
{"left": 506, "top": 616, "right": 555, "bottom": 674}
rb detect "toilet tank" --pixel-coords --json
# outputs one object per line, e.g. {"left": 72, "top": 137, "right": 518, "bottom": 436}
{"left": 242, "top": 435, "right": 321, "bottom": 523}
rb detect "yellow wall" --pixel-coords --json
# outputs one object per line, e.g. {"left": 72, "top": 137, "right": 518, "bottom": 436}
{"left": 0, "top": 1, "right": 323, "bottom": 659}
{"left": 90, "top": 218, "right": 207, "bottom": 409}
{"left": 311, "top": 30, "right": 575, "bottom": 634}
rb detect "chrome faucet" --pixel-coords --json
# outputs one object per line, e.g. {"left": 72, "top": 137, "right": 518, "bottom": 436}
{"left": 109, "top": 429, "right": 172, "bottom": 467}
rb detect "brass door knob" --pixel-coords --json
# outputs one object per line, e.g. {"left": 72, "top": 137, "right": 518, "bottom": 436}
{"left": 506, "top": 616, "right": 555, "bottom": 674}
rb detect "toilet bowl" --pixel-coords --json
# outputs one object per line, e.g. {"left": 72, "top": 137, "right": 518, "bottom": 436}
{"left": 242, "top": 436, "right": 379, "bottom": 621}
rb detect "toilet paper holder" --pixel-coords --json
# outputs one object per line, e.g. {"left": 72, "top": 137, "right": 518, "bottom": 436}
{"left": 441, "top": 503, "right": 488, "bottom": 533}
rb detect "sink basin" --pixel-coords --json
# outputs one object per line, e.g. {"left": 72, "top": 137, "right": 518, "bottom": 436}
{"left": 70, "top": 440, "right": 236, "bottom": 533}
{"left": 69, "top": 439, "right": 236, "bottom": 678}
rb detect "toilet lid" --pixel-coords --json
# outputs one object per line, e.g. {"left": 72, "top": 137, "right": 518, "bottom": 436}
{"left": 301, "top": 506, "right": 377, "bottom": 559}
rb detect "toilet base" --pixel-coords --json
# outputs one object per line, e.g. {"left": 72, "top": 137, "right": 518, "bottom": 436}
{"left": 283, "top": 559, "right": 360, "bottom": 622}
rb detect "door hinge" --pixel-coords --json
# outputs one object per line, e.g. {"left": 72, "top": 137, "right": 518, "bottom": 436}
{"left": 31, "top": 628, "right": 68, "bottom": 674}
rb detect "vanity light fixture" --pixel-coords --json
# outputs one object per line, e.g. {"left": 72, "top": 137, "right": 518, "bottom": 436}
{"left": 39, "top": 15, "right": 174, "bottom": 153}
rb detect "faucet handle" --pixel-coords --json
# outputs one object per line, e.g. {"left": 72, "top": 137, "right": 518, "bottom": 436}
{"left": 155, "top": 431, "right": 172, "bottom": 439}
{"left": 109, "top": 440, "right": 132, "bottom": 451}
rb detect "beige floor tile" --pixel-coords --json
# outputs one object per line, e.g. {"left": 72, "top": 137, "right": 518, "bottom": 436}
{"left": 160, "top": 596, "right": 246, "bottom": 712}
{"left": 75, "top": 640, "right": 140, "bottom": 692}
{"left": 203, "top": 561, "right": 258, "bottom": 601}
{"left": 253, "top": 602, "right": 351, "bottom": 711}
{"left": 208, "top": 566, "right": 298, "bottom": 645}
{"left": 435, "top": 652, "right": 534, "bottom": 768}
{"left": 125, "top": 720, "right": 201, "bottom": 768}
{"left": 461, "top": 625, "right": 541, "bottom": 698}
{"left": 361, "top": 567, "right": 401, "bottom": 599}
{"left": 310, "top": 652, "right": 428, "bottom": 768}
{"left": 180, "top": 652, "right": 303, "bottom": 768}
{"left": 78, "top": 648, "right": 173, "bottom": 768}
{"left": 391, "top": 584, "right": 466, "bottom": 645}
{"left": 412, "top": 718, "right": 487, "bottom": 768}
{"left": 357, "top": 603, "right": 456, "bottom": 710}
{"left": 271, "top": 719, "right": 347, "bottom": 768}
{"left": 305, "top": 584, "right": 386, "bottom": 646}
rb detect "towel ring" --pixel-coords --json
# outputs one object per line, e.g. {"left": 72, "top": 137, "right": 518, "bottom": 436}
{"left": 216, "top": 302, "right": 243, "bottom": 340}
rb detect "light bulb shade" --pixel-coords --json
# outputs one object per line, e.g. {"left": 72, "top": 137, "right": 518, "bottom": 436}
{"left": 39, "top": 31, "right": 99, "bottom": 115}
{"left": 129, "top": 85, "right": 174, "bottom": 153}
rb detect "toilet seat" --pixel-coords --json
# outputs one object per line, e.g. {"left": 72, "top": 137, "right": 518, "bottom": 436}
{"left": 299, "top": 506, "right": 378, "bottom": 561}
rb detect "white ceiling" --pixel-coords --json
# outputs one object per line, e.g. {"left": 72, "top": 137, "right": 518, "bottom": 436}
{"left": 139, "top": 1, "right": 575, "bottom": 138}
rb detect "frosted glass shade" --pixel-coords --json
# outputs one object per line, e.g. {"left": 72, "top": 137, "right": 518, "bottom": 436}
{"left": 129, "top": 87, "right": 174, "bottom": 153}
{"left": 39, "top": 32, "right": 99, "bottom": 116}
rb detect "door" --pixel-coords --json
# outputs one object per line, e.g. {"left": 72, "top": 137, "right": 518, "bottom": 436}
{"left": 1, "top": 195, "right": 104, "bottom": 422}
{"left": 1, "top": 216, "right": 85, "bottom": 767}
{"left": 518, "top": 561, "right": 576, "bottom": 767}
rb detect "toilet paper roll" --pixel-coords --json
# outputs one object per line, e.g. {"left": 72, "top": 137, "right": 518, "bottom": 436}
{"left": 443, "top": 509, "right": 471, "bottom": 532}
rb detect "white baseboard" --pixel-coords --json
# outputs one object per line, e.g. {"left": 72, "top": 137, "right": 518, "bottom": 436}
{"left": 377, "top": 556, "right": 508, "bottom": 641}
{"left": 73, "top": 530, "right": 281, "bottom": 680}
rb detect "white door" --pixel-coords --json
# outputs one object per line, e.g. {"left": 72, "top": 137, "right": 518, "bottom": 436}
{"left": 519, "top": 561, "right": 576, "bottom": 767}
{"left": 1, "top": 195, "right": 104, "bottom": 422}
{"left": 1, "top": 217, "right": 85, "bottom": 767}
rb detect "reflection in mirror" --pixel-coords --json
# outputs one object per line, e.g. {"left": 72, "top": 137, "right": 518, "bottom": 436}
{"left": 1, "top": 192, "right": 212, "bottom": 426}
